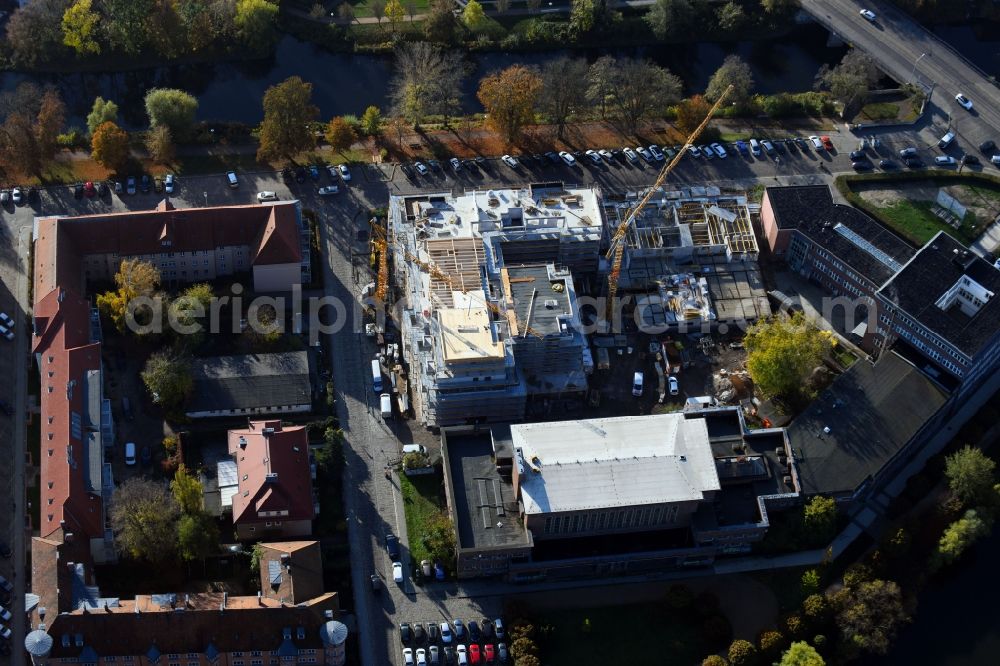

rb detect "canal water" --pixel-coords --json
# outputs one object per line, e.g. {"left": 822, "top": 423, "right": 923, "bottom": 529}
{"left": 0, "top": 23, "right": 844, "bottom": 127}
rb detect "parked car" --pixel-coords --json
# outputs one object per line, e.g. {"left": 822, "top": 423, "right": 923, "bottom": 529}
{"left": 0, "top": 576, "right": 11, "bottom": 593}
{"left": 734, "top": 140, "right": 749, "bottom": 157}
{"left": 400, "top": 623, "right": 413, "bottom": 644}
{"left": 761, "top": 139, "right": 776, "bottom": 156}
{"left": 860, "top": 9, "right": 876, "bottom": 22}
{"left": 164, "top": 174, "right": 175, "bottom": 193}
{"left": 429, "top": 646, "right": 440, "bottom": 666}
{"left": 494, "top": 618, "right": 505, "bottom": 639}
{"left": 808, "top": 135, "right": 824, "bottom": 150}
{"left": 584, "top": 149, "right": 602, "bottom": 164}
{"left": 648, "top": 144, "right": 665, "bottom": 161}
{"left": 154, "top": 177, "right": 163, "bottom": 193}
{"left": 400, "top": 164, "right": 415, "bottom": 178}
{"left": 710, "top": 142, "right": 727, "bottom": 158}
{"left": 256, "top": 191, "right": 278, "bottom": 202}
{"left": 0, "top": 312, "right": 14, "bottom": 329}
{"left": 370, "top": 573, "right": 380, "bottom": 592}
{"left": 428, "top": 623, "right": 440, "bottom": 643}
{"left": 413, "top": 624, "right": 426, "bottom": 645}
{"left": 453, "top": 619, "right": 466, "bottom": 639}
{"left": 849, "top": 150, "right": 867, "bottom": 161}
{"left": 820, "top": 136, "right": 835, "bottom": 151}
{"left": 456, "top": 645, "right": 468, "bottom": 666}
{"left": 635, "top": 146, "right": 653, "bottom": 162}
{"left": 392, "top": 562, "right": 404, "bottom": 583}
{"left": 83, "top": 181, "right": 96, "bottom": 197}
{"left": 439, "top": 622, "right": 454, "bottom": 644}
{"left": 852, "top": 160, "right": 873, "bottom": 171}
{"left": 449, "top": 157, "right": 462, "bottom": 171}
{"left": 962, "top": 154, "right": 980, "bottom": 166}
{"left": 0, "top": 325, "right": 13, "bottom": 341}
{"left": 140, "top": 174, "right": 151, "bottom": 192}
{"left": 73, "top": 182, "right": 83, "bottom": 199}
{"left": 558, "top": 151, "right": 577, "bottom": 166}
{"left": 632, "top": 371, "right": 644, "bottom": 397}
{"left": 749, "top": 139, "right": 762, "bottom": 157}
{"left": 898, "top": 147, "right": 918, "bottom": 159}
{"left": 403, "top": 648, "right": 414, "bottom": 666}
{"left": 955, "top": 93, "right": 974, "bottom": 111}
{"left": 688, "top": 145, "right": 703, "bottom": 158}
{"left": 416, "top": 649, "right": 427, "bottom": 666}
{"left": 484, "top": 645, "right": 495, "bottom": 664}
{"left": 904, "top": 157, "right": 925, "bottom": 169}
{"left": 294, "top": 167, "right": 307, "bottom": 183}
{"left": 700, "top": 144, "right": 714, "bottom": 159}
{"left": 0, "top": 190, "right": 8, "bottom": 205}
{"left": 309, "top": 165, "right": 320, "bottom": 180}
{"left": 468, "top": 620, "right": 481, "bottom": 642}
{"left": 10, "top": 187, "right": 22, "bottom": 205}
{"left": 795, "top": 137, "right": 810, "bottom": 151}
{"left": 317, "top": 186, "right": 339, "bottom": 195}
{"left": 783, "top": 138, "right": 798, "bottom": 152}
{"left": 339, "top": 164, "right": 352, "bottom": 181}
{"left": 598, "top": 149, "right": 613, "bottom": 161}
{"left": 878, "top": 159, "right": 897, "bottom": 169}
{"left": 125, "top": 442, "right": 136, "bottom": 466}
{"left": 938, "top": 130, "right": 956, "bottom": 149}
{"left": 934, "top": 155, "right": 957, "bottom": 166}
{"left": 385, "top": 533, "right": 400, "bottom": 559}
{"left": 428, "top": 159, "right": 442, "bottom": 172}
{"left": 545, "top": 151, "right": 561, "bottom": 164}
{"left": 501, "top": 154, "right": 519, "bottom": 169}
{"left": 771, "top": 139, "right": 786, "bottom": 155}
{"left": 669, "top": 376, "right": 679, "bottom": 395}
{"left": 414, "top": 162, "right": 429, "bottom": 176}
{"left": 469, "top": 645, "right": 481, "bottom": 665}
{"left": 979, "top": 140, "right": 996, "bottom": 155}
{"left": 497, "top": 643, "right": 508, "bottom": 664}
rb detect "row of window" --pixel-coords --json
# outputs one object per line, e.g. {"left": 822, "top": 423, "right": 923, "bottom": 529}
{"left": 541, "top": 504, "right": 680, "bottom": 535}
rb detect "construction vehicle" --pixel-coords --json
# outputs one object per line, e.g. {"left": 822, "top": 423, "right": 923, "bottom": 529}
{"left": 603, "top": 85, "right": 733, "bottom": 325}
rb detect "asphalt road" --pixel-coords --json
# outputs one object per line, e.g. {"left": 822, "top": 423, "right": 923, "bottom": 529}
{"left": 802, "top": 0, "right": 1000, "bottom": 154}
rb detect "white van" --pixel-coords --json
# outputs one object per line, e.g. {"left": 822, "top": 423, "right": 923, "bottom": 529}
{"left": 402, "top": 444, "right": 427, "bottom": 455}
{"left": 632, "top": 372, "right": 644, "bottom": 397}
{"left": 379, "top": 393, "right": 392, "bottom": 419}
{"left": 125, "top": 442, "right": 136, "bottom": 466}
{"left": 371, "top": 359, "right": 383, "bottom": 393}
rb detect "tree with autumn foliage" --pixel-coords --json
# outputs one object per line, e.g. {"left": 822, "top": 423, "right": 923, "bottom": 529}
{"left": 257, "top": 76, "right": 319, "bottom": 162}
{"left": 477, "top": 65, "right": 542, "bottom": 145}
{"left": 325, "top": 117, "right": 356, "bottom": 156}
{"left": 91, "top": 121, "right": 131, "bottom": 171}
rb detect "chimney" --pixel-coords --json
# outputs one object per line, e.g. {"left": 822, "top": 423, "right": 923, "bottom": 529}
{"left": 280, "top": 553, "right": 291, "bottom": 568}
{"left": 257, "top": 591, "right": 263, "bottom": 606}
{"left": 64, "top": 533, "right": 74, "bottom": 543}
{"left": 239, "top": 436, "right": 247, "bottom": 449}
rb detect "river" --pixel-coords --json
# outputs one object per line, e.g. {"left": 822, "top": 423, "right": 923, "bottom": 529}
{"left": 0, "top": 23, "right": 844, "bottom": 128}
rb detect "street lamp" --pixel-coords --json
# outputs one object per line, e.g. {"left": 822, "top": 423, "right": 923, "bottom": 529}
{"left": 911, "top": 52, "right": 927, "bottom": 83}
{"left": 203, "top": 191, "right": 208, "bottom": 207}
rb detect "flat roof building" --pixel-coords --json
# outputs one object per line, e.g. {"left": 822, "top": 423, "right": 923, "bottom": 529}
{"left": 187, "top": 352, "right": 312, "bottom": 419}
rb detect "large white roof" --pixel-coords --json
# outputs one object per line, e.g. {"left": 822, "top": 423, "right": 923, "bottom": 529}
{"left": 512, "top": 413, "right": 720, "bottom": 514}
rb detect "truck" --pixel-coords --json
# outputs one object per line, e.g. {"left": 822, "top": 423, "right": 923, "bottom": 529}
{"left": 371, "top": 358, "right": 383, "bottom": 393}
{"left": 379, "top": 393, "right": 392, "bottom": 419}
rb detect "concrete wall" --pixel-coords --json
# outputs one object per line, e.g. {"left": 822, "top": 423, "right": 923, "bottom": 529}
{"left": 759, "top": 194, "right": 792, "bottom": 255}
{"left": 526, "top": 500, "right": 701, "bottom": 541}
{"left": 253, "top": 263, "right": 302, "bottom": 293}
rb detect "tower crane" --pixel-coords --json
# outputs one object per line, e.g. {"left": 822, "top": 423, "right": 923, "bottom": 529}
{"left": 369, "top": 218, "right": 390, "bottom": 302}
{"left": 603, "top": 85, "right": 733, "bottom": 324}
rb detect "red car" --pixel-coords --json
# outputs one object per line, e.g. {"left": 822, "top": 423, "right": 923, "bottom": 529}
{"left": 469, "top": 644, "right": 481, "bottom": 664}
{"left": 83, "top": 181, "right": 96, "bottom": 197}
{"left": 820, "top": 136, "right": 835, "bottom": 151}
{"left": 484, "top": 644, "right": 495, "bottom": 663}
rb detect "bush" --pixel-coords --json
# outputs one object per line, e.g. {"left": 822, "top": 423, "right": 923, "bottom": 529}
{"left": 57, "top": 127, "right": 88, "bottom": 149}
{"left": 403, "top": 451, "right": 431, "bottom": 470}
{"left": 801, "top": 569, "right": 821, "bottom": 595}
{"left": 801, "top": 594, "right": 829, "bottom": 622}
{"left": 784, "top": 614, "right": 805, "bottom": 637}
{"left": 727, "top": 639, "right": 757, "bottom": 665}
{"left": 842, "top": 562, "right": 873, "bottom": 588}
{"left": 702, "top": 656, "right": 729, "bottom": 666}
{"left": 758, "top": 630, "right": 785, "bottom": 655}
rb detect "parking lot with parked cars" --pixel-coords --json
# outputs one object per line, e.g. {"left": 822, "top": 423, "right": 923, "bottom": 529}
{"left": 400, "top": 618, "right": 508, "bottom": 666}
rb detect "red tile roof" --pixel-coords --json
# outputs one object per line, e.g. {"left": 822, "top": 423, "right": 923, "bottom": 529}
{"left": 227, "top": 421, "right": 314, "bottom": 526}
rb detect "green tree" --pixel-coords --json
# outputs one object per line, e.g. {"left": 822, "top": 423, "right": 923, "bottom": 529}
{"left": 360, "top": 105, "right": 383, "bottom": 136}
{"left": 945, "top": 446, "right": 996, "bottom": 507}
{"left": 935, "top": 509, "right": 990, "bottom": 566}
{"left": 744, "top": 312, "right": 833, "bottom": 400}
{"left": 779, "top": 642, "right": 824, "bottom": 666}
{"left": 716, "top": 1, "right": 745, "bottom": 32}
{"left": 90, "top": 121, "right": 130, "bottom": 172}
{"left": 595, "top": 57, "right": 682, "bottom": 134}
{"left": 803, "top": 496, "right": 837, "bottom": 543}
{"left": 390, "top": 42, "right": 468, "bottom": 127}
{"left": 422, "top": 513, "right": 457, "bottom": 569}
{"left": 325, "top": 117, "right": 357, "bottom": 155}
{"left": 509, "top": 637, "right": 538, "bottom": 660}
{"left": 801, "top": 594, "right": 829, "bottom": 622}
{"left": 830, "top": 579, "right": 908, "bottom": 655}
{"left": 234, "top": 0, "right": 279, "bottom": 49}
{"left": 141, "top": 350, "right": 194, "bottom": 408}
{"left": 146, "top": 0, "right": 187, "bottom": 59}
{"left": 249, "top": 541, "right": 265, "bottom": 573}
{"left": 87, "top": 97, "right": 119, "bottom": 136}
{"left": 424, "top": 0, "right": 458, "bottom": 42}
{"left": 801, "top": 569, "right": 821, "bottom": 595}
{"left": 515, "top": 656, "right": 541, "bottom": 666}
{"left": 5, "top": 0, "right": 70, "bottom": 68}
{"left": 62, "top": 0, "right": 101, "bottom": 55}
{"left": 462, "top": 0, "right": 487, "bottom": 31}
{"left": 815, "top": 49, "right": 880, "bottom": 108}
{"left": 110, "top": 478, "right": 180, "bottom": 562}
{"left": 385, "top": 0, "right": 405, "bottom": 31}
{"left": 701, "top": 657, "right": 728, "bottom": 666}
{"left": 257, "top": 76, "right": 319, "bottom": 161}
{"left": 146, "top": 124, "right": 175, "bottom": 164}
{"left": 170, "top": 463, "right": 204, "bottom": 514}
{"left": 707, "top": 54, "right": 755, "bottom": 109}
{"left": 145, "top": 88, "right": 199, "bottom": 139}
{"left": 569, "top": 0, "right": 596, "bottom": 35}
{"left": 96, "top": 259, "right": 160, "bottom": 331}
{"left": 177, "top": 512, "right": 220, "bottom": 561}
{"left": 727, "top": 639, "right": 756, "bottom": 666}
{"left": 102, "top": 0, "right": 153, "bottom": 55}
{"left": 758, "top": 630, "right": 785, "bottom": 656}
{"left": 477, "top": 65, "right": 543, "bottom": 145}
{"left": 761, "top": 0, "right": 798, "bottom": 14}
{"left": 645, "top": 0, "right": 693, "bottom": 41}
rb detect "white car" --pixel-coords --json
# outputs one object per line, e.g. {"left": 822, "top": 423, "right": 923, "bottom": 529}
{"left": 164, "top": 174, "right": 175, "bottom": 194}
{"left": 598, "top": 149, "right": 613, "bottom": 161}
{"left": 934, "top": 155, "right": 957, "bottom": 166}
{"left": 700, "top": 144, "right": 714, "bottom": 159}
{"left": 669, "top": 376, "right": 679, "bottom": 396}
{"left": 622, "top": 147, "right": 639, "bottom": 163}
{"left": 688, "top": 145, "right": 702, "bottom": 158}
{"left": 317, "top": 185, "right": 339, "bottom": 195}
{"left": 402, "top": 648, "right": 414, "bottom": 666}
{"left": 584, "top": 149, "right": 602, "bottom": 164}
{"left": 449, "top": 157, "right": 462, "bottom": 171}
{"left": 558, "top": 151, "right": 576, "bottom": 166}
{"left": 392, "top": 561, "right": 403, "bottom": 583}
{"left": 648, "top": 145, "right": 665, "bottom": 161}
{"left": 711, "top": 142, "right": 728, "bottom": 158}
{"left": 992, "top": 154, "right": 1000, "bottom": 165}
{"left": 0, "top": 313, "right": 13, "bottom": 329}
{"left": 256, "top": 191, "right": 278, "bottom": 202}
{"left": 456, "top": 645, "right": 468, "bottom": 666}
{"left": 414, "top": 162, "right": 429, "bottom": 175}
{"left": 632, "top": 372, "right": 644, "bottom": 397}
{"left": 859, "top": 9, "right": 876, "bottom": 22}
{"left": 809, "top": 135, "right": 824, "bottom": 150}
{"left": 955, "top": 93, "right": 974, "bottom": 111}
{"left": 338, "top": 164, "right": 351, "bottom": 181}
{"left": 636, "top": 146, "right": 654, "bottom": 162}
{"left": 439, "top": 622, "right": 454, "bottom": 644}
{"left": 11, "top": 187, "right": 22, "bottom": 205}
{"left": 416, "top": 649, "right": 427, "bottom": 666}
{"left": 501, "top": 154, "right": 519, "bottom": 168}
{"left": 0, "top": 325, "right": 12, "bottom": 341}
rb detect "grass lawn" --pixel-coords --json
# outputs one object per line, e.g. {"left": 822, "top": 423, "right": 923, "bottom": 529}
{"left": 173, "top": 152, "right": 267, "bottom": 176}
{"left": 874, "top": 199, "right": 975, "bottom": 245}
{"left": 858, "top": 101, "right": 899, "bottom": 122}
{"left": 348, "top": 0, "right": 429, "bottom": 19}
{"left": 398, "top": 471, "right": 446, "bottom": 566}
{"left": 831, "top": 343, "right": 857, "bottom": 369}
{"left": 536, "top": 602, "right": 712, "bottom": 665}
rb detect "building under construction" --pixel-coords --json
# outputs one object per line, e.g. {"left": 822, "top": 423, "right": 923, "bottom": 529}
{"left": 390, "top": 184, "right": 602, "bottom": 428}
{"left": 606, "top": 187, "right": 770, "bottom": 330}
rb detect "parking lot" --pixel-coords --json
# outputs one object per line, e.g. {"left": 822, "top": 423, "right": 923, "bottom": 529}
{"left": 398, "top": 617, "right": 508, "bottom": 666}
